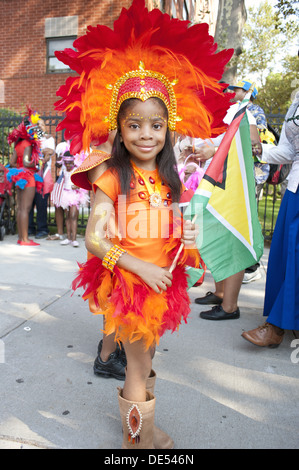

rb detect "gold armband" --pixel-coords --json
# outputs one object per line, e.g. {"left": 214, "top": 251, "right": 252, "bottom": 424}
{"left": 102, "top": 245, "right": 126, "bottom": 272}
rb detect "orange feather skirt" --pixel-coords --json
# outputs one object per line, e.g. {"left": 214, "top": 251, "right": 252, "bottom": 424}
{"left": 72, "top": 247, "right": 200, "bottom": 350}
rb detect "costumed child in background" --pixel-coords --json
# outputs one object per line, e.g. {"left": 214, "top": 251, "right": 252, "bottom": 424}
{"left": 52, "top": 150, "right": 89, "bottom": 247}
{"left": 55, "top": 0, "right": 233, "bottom": 449}
{"left": 7, "top": 107, "right": 44, "bottom": 246}
{"left": 47, "top": 140, "right": 70, "bottom": 241}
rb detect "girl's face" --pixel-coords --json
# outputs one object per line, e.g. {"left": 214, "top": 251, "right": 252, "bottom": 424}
{"left": 119, "top": 98, "right": 168, "bottom": 170}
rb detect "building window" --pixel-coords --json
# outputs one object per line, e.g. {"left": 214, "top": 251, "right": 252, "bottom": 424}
{"left": 46, "top": 36, "right": 76, "bottom": 73}
{"left": 45, "top": 16, "right": 78, "bottom": 74}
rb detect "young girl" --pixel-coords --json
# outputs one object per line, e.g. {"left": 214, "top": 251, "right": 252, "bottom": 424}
{"left": 55, "top": 151, "right": 89, "bottom": 247}
{"left": 82, "top": 96, "right": 199, "bottom": 448}
{"left": 55, "top": 0, "right": 233, "bottom": 448}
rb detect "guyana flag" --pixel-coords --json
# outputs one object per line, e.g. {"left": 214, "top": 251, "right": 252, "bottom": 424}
{"left": 184, "top": 98, "right": 264, "bottom": 283}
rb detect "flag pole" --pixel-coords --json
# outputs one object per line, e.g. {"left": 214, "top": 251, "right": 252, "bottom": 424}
{"left": 169, "top": 214, "right": 197, "bottom": 273}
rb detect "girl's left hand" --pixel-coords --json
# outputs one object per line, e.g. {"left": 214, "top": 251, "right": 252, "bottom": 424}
{"left": 181, "top": 220, "right": 199, "bottom": 245}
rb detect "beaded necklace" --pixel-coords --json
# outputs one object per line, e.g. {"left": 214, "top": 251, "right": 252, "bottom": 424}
{"left": 131, "top": 161, "right": 162, "bottom": 208}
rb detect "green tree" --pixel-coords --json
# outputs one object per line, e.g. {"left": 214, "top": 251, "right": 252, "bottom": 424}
{"left": 256, "top": 55, "right": 299, "bottom": 114}
{"left": 237, "top": 0, "right": 298, "bottom": 85}
{"left": 274, "top": 0, "right": 299, "bottom": 20}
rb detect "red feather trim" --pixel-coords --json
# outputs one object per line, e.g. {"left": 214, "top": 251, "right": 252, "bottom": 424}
{"left": 72, "top": 256, "right": 191, "bottom": 350}
{"left": 7, "top": 122, "right": 29, "bottom": 145}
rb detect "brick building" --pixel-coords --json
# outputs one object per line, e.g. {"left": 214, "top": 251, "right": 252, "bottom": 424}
{"left": 0, "top": 0, "right": 218, "bottom": 115}
{"left": 0, "top": 0, "right": 132, "bottom": 115}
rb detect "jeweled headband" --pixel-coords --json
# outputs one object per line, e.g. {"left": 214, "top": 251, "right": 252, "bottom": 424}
{"left": 108, "top": 61, "right": 178, "bottom": 131}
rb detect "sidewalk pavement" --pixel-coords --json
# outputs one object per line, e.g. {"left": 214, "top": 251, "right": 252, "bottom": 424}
{"left": 0, "top": 234, "right": 298, "bottom": 450}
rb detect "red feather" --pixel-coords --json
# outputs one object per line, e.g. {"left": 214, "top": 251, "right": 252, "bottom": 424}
{"left": 72, "top": 255, "right": 191, "bottom": 348}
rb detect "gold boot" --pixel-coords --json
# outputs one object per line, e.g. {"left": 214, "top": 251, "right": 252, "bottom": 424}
{"left": 146, "top": 370, "right": 174, "bottom": 449}
{"left": 118, "top": 388, "right": 155, "bottom": 449}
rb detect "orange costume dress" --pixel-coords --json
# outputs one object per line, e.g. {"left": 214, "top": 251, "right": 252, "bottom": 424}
{"left": 73, "top": 160, "right": 202, "bottom": 349}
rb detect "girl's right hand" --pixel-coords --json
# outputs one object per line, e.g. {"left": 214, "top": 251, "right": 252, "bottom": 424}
{"left": 136, "top": 262, "right": 173, "bottom": 294}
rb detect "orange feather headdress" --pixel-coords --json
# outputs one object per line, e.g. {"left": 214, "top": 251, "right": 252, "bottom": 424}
{"left": 55, "top": 0, "right": 234, "bottom": 154}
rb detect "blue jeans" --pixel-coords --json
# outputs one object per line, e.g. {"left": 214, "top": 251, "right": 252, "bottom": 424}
{"left": 29, "top": 191, "right": 49, "bottom": 234}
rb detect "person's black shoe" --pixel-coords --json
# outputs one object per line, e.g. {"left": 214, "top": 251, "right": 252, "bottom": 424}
{"left": 199, "top": 305, "right": 240, "bottom": 321}
{"left": 96, "top": 339, "right": 127, "bottom": 364}
{"left": 93, "top": 340, "right": 126, "bottom": 380}
{"left": 195, "top": 291, "right": 222, "bottom": 305}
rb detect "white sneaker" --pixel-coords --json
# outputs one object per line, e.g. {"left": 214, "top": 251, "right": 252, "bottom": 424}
{"left": 60, "top": 238, "right": 71, "bottom": 245}
{"left": 242, "top": 268, "right": 262, "bottom": 284}
{"left": 72, "top": 240, "right": 79, "bottom": 247}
